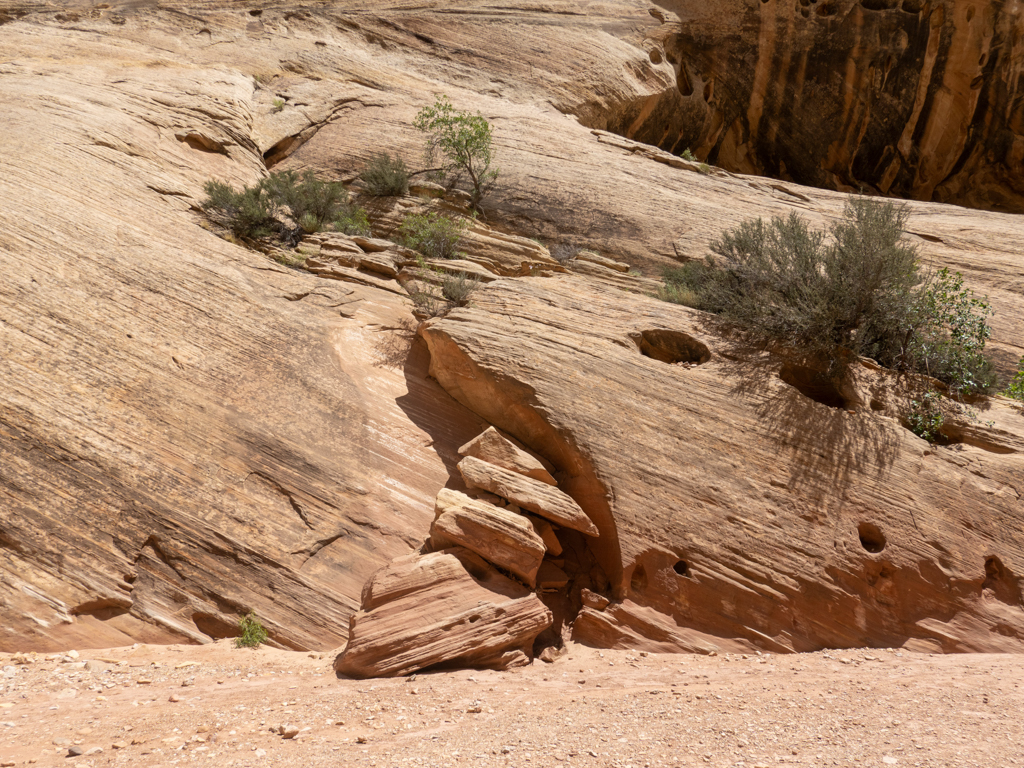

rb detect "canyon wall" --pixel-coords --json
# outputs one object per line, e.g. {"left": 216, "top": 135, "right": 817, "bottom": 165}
{"left": 603, "top": 0, "right": 1024, "bottom": 212}
{"left": 0, "top": 1, "right": 1022, "bottom": 658}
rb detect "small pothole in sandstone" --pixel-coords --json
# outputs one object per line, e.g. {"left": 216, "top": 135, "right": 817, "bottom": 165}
{"left": 630, "top": 564, "right": 648, "bottom": 592}
{"left": 673, "top": 560, "right": 690, "bottom": 577}
{"left": 636, "top": 329, "right": 711, "bottom": 366}
{"left": 779, "top": 363, "right": 847, "bottom": 409}
{"left": 858, "top": 523, "right": 887, "bottom": 554}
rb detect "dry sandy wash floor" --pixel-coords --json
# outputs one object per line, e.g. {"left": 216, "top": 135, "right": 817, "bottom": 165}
{"left": 2, "top": 644, "right": 1022, "bottom": 768}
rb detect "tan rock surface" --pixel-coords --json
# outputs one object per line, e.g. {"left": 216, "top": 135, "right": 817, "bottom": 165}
{"left": 422, "top": 275, "right": 1024, "bottom": 653}
{"left": 334, "top": 549, "right": 552, "bottom": 677}
{"left": 458, "top": 427, "right": 558, "bottom": 486}
{"left": 458, "top": 456, "right": 600, "bottom": 538}
{"left": 0, "top": 0, "right": 1022, "bottom": 661}
{"left": 429, "top": 489, "right": 547, "bottom": 586}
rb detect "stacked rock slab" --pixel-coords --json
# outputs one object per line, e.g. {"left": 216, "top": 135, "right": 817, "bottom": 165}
{"left": 336, "top": 428, "right": 599, "bottom": 677}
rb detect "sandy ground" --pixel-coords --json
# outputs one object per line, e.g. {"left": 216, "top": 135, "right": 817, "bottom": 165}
{"left": 1, "top": 642, "right": 1022, "bottom": 768}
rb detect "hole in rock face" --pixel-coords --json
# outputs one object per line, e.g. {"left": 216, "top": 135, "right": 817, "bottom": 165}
{"left": 869, "top": 398, "right": 885, "bottom": 411}
{"left": 630, "top": 564, "right": 648, "bottom": 592}
{"left": 249, "top": 8, "right": 263, "bottom": 15}
{"left": 192, "top": 612, "right": 241, "bottom": 640}
{"left": 779, "top": 363, "right": 847, "bottom": 409}
{"left": 638, "top": 329, "right": 711, "bottom": 365}
{"left": 858, "top": 523, "right": 887, "bottom": 553}
{"left": 673, "top": 560, "right": 690, "bottom": 577}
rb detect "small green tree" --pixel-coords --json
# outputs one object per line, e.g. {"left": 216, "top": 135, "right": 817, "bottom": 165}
{"left": 414, "top": 95, "right": 498, "bottom": 212}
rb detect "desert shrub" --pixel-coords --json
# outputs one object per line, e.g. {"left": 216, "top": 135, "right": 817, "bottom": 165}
{"left": 333, "top": 206, "right": 372, "bottom": 237}
{"left": 272, "top": 98, "right": 285, "bottom": 113}
{"left": 235, "top": 611, "right": 268, "bottom": 649}
{"left": 551, "top": 242, "right": 581, "bottom": 265}
{"left": 681, "top": 148, "right": 697, "bottom": 162}
{"left": 414, "top": 95, "right": 498, "bottom": 211}
{"left": 441, "top": 271, "right": 480, "bottom": 306}
{"left": 201, "top": 179, "right": 281, "bottom": 239}
{"left": 666, "top": 198, "right": 995, "bottom": 397}
{"left": 906, "top": 389, "right": 946, "bottom": 442}
{"left": 203, "top": 171, "right": 365, "bottom": 244}
{"left": 360, "top": 152, "right": 410, "bottom": 196}
{"left": 396, "top": 211, "right": 469, "bottom": 260}
{"left": 1004, "top": 357, "right": 1024, "bottom": 405}
{"left": 262, "top": 169, "right": 349, "bottom": 233}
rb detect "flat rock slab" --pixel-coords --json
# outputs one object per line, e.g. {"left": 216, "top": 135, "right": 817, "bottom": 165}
{"left": 459, "top": 427, "right": 557, "bottom": 485}
{"left": 458, "top": 456, "right": 599, "bottom": 537}
{"left": 430, "top": 489, "right": 546, "bottom": 587}
{"left": 335, "top": 549, "right": 552, "bottom": 678}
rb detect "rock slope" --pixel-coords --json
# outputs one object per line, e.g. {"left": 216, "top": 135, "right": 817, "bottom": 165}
{"left": 0, "top": 1, "right": 1022, "bottom": 658}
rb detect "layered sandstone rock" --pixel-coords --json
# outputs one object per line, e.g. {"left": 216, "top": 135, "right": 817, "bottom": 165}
{"left": 1, "top": 0, "right": 1022, "bottom": 660}
{"left": 458, "top": 427, "right": 558, "bottom": 486}
{"left": 334, "top": 549, "right": 552, "bottom": 678}
{"left": 458, "top": 457, "right": 600, "bottom": 537}
{"left": 430, "top": 490, "right": 547, "bottom": 587}
{"left": 421, "top": 275, "right": 1024, "bottom": 654}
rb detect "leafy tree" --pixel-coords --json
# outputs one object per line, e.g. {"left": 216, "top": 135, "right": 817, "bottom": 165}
{"left": 414, "top": 95, "right": 498, "bottom": 212}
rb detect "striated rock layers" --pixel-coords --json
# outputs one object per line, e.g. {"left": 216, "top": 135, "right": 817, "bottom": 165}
{"left": 1, "top": 1, "right": 1022, "bottom": 660}
{"left": 613, "top": 0, "right": 1024, "bottom": 212}
{"left": 419, "top": 275, "right": 1024, "bottom": 655}
{"left": 336, "top": 428, "right": 600, "bottom": 676}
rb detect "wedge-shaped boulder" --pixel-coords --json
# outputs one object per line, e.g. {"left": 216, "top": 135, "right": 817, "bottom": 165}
{"left": 526, "top": 514, "right": 563, "bottom": 556}
{"left": 335, "top": 549, "right": 552, "bottom": 678}
{"left": 458, "top": 456, "right": 599, "bottom": 537}
{"left": 458, "top": 427, "right": 557, "bottom": 486}
{"left": 431, "top": 489, "right": 546, "bottom": 586}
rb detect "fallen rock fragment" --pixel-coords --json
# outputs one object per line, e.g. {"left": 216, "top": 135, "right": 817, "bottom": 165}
{"left": 430, "top": 489, "right": 546, "bottom": 586}
{"left": 335, "top": 549, "right": 552, "bottom": 678}
{"left": 458, "top": 456, "right": 598, "bottom": 536}
{"left": 458, "top": 427, "right": 557, "bottom": 485}
{"left": 526, "top": 515, "right": 563, "bottom": 556}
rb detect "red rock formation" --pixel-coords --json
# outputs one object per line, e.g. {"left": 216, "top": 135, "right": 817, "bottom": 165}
{"left": 610, "top": 0, "right": 1024, "bottom": 212}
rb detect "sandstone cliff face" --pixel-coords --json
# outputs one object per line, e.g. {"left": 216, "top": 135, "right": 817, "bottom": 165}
{"left": 612, "top": 0, "right": 1024, "bottom": 212}
{"left": 0, "top": 1, "right": 1022, "bottom": 658}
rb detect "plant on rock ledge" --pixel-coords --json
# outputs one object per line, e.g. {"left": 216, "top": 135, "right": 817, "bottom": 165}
{"left": 662, "top": 198, "right": 996, "bottom": 402}
{"left": 414, "top": 94, "right": 498, "bottom": 213}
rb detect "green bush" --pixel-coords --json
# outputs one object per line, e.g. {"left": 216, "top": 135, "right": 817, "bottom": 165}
{"left": 333, "top": 206, "right": 372, "bottom": 237}
{"left": 441, "top": 271, "right": 480, "bottom": 306}
{"left": 396, "top": 211, "right": 469, "bottom": 261}
{"left": 664, "top": 198, "right": 995, "bottom": 397}
{"left": 202, "top": 179, "right": 281, "bottom": 239}
{"left": 906, "top": 389, "right": 944, "bottom": 442}
{"left": 1004, "top": 357, "right": 1024, "bottom": 405}
{"left": 202, "top": 170, "right": 367, "bottom": 244}
{"left": 235, "top": 611, "right": 268, "bottom": 649}
{"left": 360, "top": 152, "right": 410, "bottom": 196}
{"left": 414, "top": 95, "right": 498, "bottom": 212}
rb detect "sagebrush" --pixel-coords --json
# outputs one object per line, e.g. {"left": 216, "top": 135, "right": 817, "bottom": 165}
{"left": 360, "top": 152, "right": 410, "bottom": 197}
{"left": 662, "top": 198, "right": 995, "bottom": 398}
{"left": 202, "top": 170, "right": 369, "bottom": 244}
{"left": 397, "top": 211, "right": 469, "bottom": 261}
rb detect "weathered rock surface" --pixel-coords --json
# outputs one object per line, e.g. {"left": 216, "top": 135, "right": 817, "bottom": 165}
{"left": 458, "top": 457, "right": 600, "bottom": 538}
{"left": 0, "top": 0, "right": 1022, "bottom": 660}
{"left": 334, "top": 549, "right": 552, "bottom": 677}
{"left": 459, "top": 427, "right": 558, "bottom": 486}
{"left": 422, "top": 276, "right": 1024, "bottom": 653}
{"left": 613, "top": 0, "right": 1024, "bottom": 214}
{"left": 430, "top": 490, "right": 547, "bottom": 587}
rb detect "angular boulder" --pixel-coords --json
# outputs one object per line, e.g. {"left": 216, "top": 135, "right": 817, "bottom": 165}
{"left": 457, "top": 456, "right": 599, "bottom": 537}
{"left": 526, "top": 515, "right": 563, "bottom": 556}
{"left": 458, "top": 427, "right": 557, "bottom": 486}
{"left": 334, "top": 549, "right": 552, "bottom": 678}
{"left": 430, "top": 489, "right": 546, "bottom": 586}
